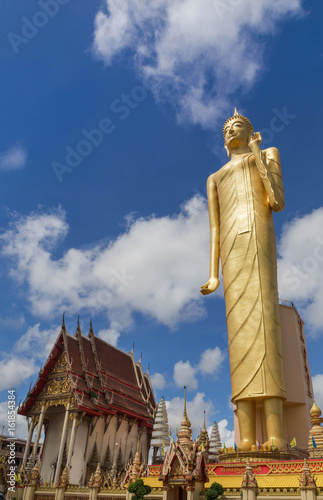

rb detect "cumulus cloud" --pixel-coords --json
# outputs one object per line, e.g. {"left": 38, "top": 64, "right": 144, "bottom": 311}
{"left": 0, "top": 356, "right": 36, "bottom": 392}
{"left": 217, "top": 418, "right": 235, "bottom": 447}
{"left": 198, "top": 346, "right": 225, "bottom": 375}
{"left": 278, "top": 207, "right": 323, "bottom": 334}
{"left": 312, "top": 374, "right": 323, "bottom": 410}
{"left": 0, "top": 196, "right": 214, "bottom": 336}
{"left": 93, "top": 0, "right": 302, "bottom": 128}
{"left": 0, "top": 323, "right": 60, "bottom": 392}
{"left": 150, "top": 372, "right": 167, "bottom": 390}
{"left": 173, "top": 347, "right": 226, "bottom": 390}
{"left": 14, "top": 323, "right": 60, "bottom": 357}
{"left": 166, "top": 392, "right": 214, "bottom": 438}
{"left": 0, "top": 145, "right": 27, "bottom": 171}
{"left": 98, "top": 328, "right": 120, "bottom": 346}
{"left": 173, "top": 360, "right": 198, "bottom": 390}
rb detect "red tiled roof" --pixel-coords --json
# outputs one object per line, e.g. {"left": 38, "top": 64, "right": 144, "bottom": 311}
{"left": 18, "top": 322, "right": 156, "bottom": 424}
{"left": 92, "top": 336, "right": 138, "bottom": 387}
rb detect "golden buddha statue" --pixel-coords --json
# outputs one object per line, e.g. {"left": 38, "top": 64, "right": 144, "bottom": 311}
{"left": 201, "top": 109, "right": 286, "bottom": 450}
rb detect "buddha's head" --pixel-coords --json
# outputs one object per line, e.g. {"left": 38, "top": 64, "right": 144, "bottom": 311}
{"left": 223, "top": 109, "right": 253, "bottom": 156}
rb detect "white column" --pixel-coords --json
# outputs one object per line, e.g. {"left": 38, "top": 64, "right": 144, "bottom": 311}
{"left": 21, "top": 418, "right": 35, "bottom": 469}
{"left": 54, "top": 401, "right": 71, "bottom": 485}
{"left": 66, "top": 414, "right": 78, "bottom": 469}
{"left": 32, "top": 404, "right": 46, "bottom": 459}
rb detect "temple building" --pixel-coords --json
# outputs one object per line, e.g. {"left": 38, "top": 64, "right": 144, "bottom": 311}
{"left": 18, "top": 317, "right": 156, "bottom": 486}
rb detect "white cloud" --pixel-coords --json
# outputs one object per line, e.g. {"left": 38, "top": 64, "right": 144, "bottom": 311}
{"left": 278, "top": 208, "right": 323, "bottom": 334}
{"left": 218, "top": 418, "right": 235, "bottom": 447}
{"left": 0, "top": 196, "right": 213, "bottom": 336}
{"left": 198, "top": 347, "right": 226, "bottom": 375}
{"left": 6, "top": 202, "right": 323, "bottom": 345}
{"left": 312, "top": 374, "right": 323, "bottom": 410}
{"left": 98, "top": 328, "right": 120, "bottom": 346}
{"left": 166, "top": 392, "right": 214, "bottom": 438}
{"left": 14, "top": 323, "right": 60, "bottom": 357}
{"left": 0, "top": 145, "right": 27, "bottom": 171}
{"left": 150, "top": 372, "right": 166, "bottom": 390}
{"left": 173, "top": 346, "right": 226, "bottom": 390}
{"left": 0, "top": 324, "right": 60, "bottom": 392}
{"left": 0, "top": 402, "right": 29, "bottom": 439}
{"left": 93, "top": 0, "right": 302, "bottom": 128}
{"left": 173, "top": 360, "right": 198, "bottom": 390}
{"left": 0, "top": 356, "right": 36, "bottom": 392}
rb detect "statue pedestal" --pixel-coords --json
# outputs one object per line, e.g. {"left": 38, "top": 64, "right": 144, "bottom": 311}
{"left": 218, "top": 449, "right": 308, "bottom": 463}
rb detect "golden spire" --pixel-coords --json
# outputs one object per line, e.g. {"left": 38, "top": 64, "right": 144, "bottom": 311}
{"left": 177, "top": 386, "right": 192, "bottom": 447}
{"left": 199, "top": 411, "right": 209, "bottom": 450}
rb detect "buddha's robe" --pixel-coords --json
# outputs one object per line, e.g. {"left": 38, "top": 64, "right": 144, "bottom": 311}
{"left": 213, "top": 148, "right": 286, "bottom": 402}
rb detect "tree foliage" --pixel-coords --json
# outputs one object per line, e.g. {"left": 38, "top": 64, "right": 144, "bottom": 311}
{"left": 205, "top": 481, "right": 224, "bottom": 500}
{"left": 128, "top": 479, "right": 151, "bottom": 500}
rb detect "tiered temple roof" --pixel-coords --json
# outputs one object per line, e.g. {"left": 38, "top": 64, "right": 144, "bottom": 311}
{"left": 18, "top": 318, "right": 156, "bottom": 426}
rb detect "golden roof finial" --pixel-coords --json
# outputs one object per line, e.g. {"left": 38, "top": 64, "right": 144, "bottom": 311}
{"left": 178, "top": 386, "right": 192, "bottom": 447}
{"left": 310, "top": 400, "right": 322, "bottom": 418}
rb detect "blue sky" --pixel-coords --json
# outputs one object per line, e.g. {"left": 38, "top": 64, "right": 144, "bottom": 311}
{"left": 0, "top": 0, "right": 323, "bottom": 445}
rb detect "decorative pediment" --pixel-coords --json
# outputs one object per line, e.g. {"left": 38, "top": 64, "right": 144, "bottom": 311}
{"left": 161, "top": 441, "right": 208, "bottom": 484}
{"left": 52, "top": 352, "right": 68, "bottom": 374}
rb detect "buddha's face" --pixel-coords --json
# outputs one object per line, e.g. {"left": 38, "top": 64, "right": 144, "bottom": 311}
{"left": 224, "top": 118, "right": 250, "bottom": 152}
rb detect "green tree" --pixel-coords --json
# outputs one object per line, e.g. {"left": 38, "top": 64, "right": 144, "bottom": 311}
{"left": 205, "top": 482, "right": 224, "bottom": 500}
{"left": 128, "top": 478, "right": 151, "bottom": 500}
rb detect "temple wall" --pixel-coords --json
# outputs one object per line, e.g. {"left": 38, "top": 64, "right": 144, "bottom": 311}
{"left": 38, "top": 411, "right": 151, "bottom": 486}
{"left": 40, "top": 409, "right": 65, "bottom": 482}
{"left": 69, "top": 421, "right": 88, "bottom": 485}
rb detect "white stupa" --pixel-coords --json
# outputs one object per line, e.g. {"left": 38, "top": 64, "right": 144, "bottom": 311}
{"left": 150, "top": 397, "right": 170, "bottom": 463}
{"left": 208, "top": 421, "right": 222, "bottom": 462}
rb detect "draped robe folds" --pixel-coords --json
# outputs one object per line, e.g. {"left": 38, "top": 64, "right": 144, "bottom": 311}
{"left": 213, "top": 148, "right": 286, "bottom": 402}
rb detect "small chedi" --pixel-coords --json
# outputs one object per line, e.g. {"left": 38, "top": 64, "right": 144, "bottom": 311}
{"left": 122, "top": 439, "right": 146, "bottom": 487}
{"left": 308, "top": 401, "right": 323, "bottom": 458}
{"left": 208, "top": 421, "right": 222, "bottom": 463}
{"left": 151, "top": 397, "right": 170, "bottom": 464}
{"left": 198, "top": 412, "right": 210, "bottom": 454}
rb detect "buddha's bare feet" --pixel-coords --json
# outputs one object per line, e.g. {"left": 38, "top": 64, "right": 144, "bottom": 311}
{"left": 237, "top": 440, "right": 254, "bottom": 451}
{"left": 262, "top": 438, "right": 286, "bottom": 450}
